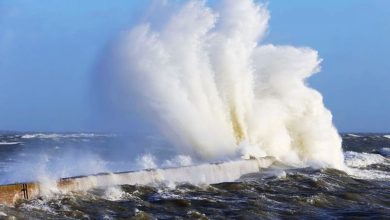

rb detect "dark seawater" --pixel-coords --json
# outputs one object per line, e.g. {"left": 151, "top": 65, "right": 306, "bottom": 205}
{"left": 0, "top": 133, "right": 389, "bottom": 219}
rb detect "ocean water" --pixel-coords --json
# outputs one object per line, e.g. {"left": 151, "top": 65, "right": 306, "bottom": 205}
{"left": 0, "top": 133, "right": 389, "bottom": 219}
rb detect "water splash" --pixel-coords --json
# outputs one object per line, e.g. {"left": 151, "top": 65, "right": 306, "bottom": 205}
{"left": 102, "top": 0, "right": 344, "bottom": 169}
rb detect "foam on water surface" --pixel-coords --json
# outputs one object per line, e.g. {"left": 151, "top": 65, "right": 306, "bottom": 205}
{"left": 344, "top": 151, "right": 390, "bottom": 180}
{"left": 344, "top": 151, "right": 388, "bottom": 168}
{"left": 346, "top": 134, "right": 361, "bottom": 137}
{"left": 21, "top": 133, "right": 114, "bottom": 139}
{"left": 0, "top": 142, "right": 22, "bottom": 146}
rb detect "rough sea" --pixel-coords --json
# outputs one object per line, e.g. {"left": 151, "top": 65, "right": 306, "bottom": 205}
{"left": 0, "top": 133, "right": 389, "bottom": 219}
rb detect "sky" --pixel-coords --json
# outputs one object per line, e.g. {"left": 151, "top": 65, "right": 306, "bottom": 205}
{"left": 0, "top": 0, "right": 389, "bottom": 132}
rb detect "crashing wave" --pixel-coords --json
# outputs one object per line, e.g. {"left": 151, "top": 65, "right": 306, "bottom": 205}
{"left": 100, "top": 0, "right": 344, "bottom": 169}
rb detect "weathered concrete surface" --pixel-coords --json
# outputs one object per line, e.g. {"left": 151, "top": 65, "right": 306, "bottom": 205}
{"left": 0, "top": 183, "right": 39, "bottom": 206}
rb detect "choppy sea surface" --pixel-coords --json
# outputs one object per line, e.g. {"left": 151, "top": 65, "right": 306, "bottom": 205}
{"left": 0, "top": 132, "right": 389, "bottom": 219}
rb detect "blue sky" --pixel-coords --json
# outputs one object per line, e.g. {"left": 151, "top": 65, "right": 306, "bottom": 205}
{"left": 0, "top": 0, "right": 389, "bottom": 132}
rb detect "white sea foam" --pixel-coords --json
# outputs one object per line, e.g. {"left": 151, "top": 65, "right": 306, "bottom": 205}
{"left": 383, "top": 135, "right": 390, "bottom": 139}
{"left": 347, "top": 134, "right": 361, "bottom": 137}
{"left": 344, "top": 151, "right": 388, "bottom": 168}
{"left": 342, "top": 151, "right": 390, "bottom": 180}
{"left": 136, "top": 154, "right": 157, "bottom": 169}
{"left": 346, "top": 168, "right": 390, "bottom": 180}
{"left": 21, "top": 133, "right": 63, "bottom": 139}
{"left": 101, "top": 0, "right": 344, "bottom": 169}
{"left": 273, "top": 170, "right": 287, "bottom": 179}
{"left": 20, "top": 199, "right": 55, "bottom": 214}
{"left": 21, "top": 133, "right": 114, "bottom": 139}
{"left": 0, "top": 142, "right": 22, "bottom": 145}
{"left": 162, "top": 155, "right": 193, "bottom": 168}
{"left": 103, "top": 186, "right": 130, "bottom": 201}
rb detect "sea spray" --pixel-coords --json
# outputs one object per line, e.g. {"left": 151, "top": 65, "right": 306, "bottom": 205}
{"left": 102, "top": 0, "right": 345, "bottom": 169}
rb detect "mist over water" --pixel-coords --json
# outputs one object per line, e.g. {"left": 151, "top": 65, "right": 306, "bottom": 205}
{"left": 99, "top": 0, "right": 344, "bottom": 169}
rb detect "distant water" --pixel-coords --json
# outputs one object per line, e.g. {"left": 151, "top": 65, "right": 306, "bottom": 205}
{"left": 0, "top": 133, "right": 389, "bottom": 219}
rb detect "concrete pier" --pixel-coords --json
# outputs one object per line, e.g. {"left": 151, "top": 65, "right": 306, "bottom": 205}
{"left": 0, "top": 183, "right": 39, "bottom": 206}
{"left": 0, "top": 157, "right": 274, "bottom": 206}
